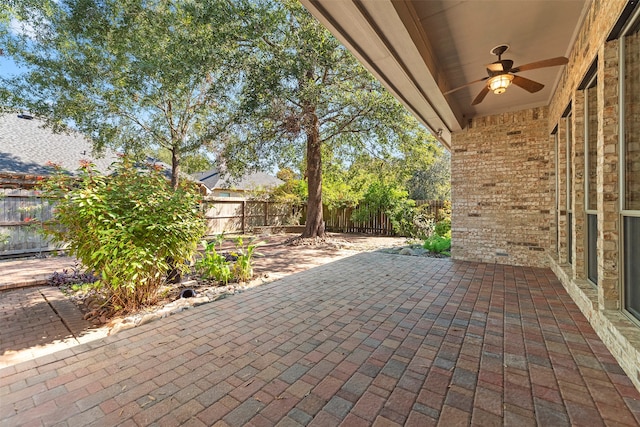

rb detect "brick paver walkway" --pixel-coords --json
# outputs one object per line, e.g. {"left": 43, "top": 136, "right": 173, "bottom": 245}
{"left": 2, "top": 253, "right": 640, "bottom": 426}
{"left": 0, "top": 257, "right": 78, "bottom": 291}
{"left": 0, "top": 286, "right": 107, "bottom": 368}
{"left": 0, "top": 234, "right": 398, "bottom": 369}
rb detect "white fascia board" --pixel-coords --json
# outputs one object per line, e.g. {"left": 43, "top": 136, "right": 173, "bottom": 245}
{"left": 300, "top": 0, "right": 460, "bottom": 149}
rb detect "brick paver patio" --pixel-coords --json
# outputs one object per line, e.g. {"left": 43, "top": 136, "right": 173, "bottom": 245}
{"left": 0, "top": 257, "right": 78, "bottom": 292}
{"left": 0, "top": 286, "right": 108, "bottom": 368}
{"left": 2, "top": 252, "right": 640, "bottom": 426}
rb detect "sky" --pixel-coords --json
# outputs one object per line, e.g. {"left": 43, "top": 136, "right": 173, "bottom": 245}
{"left": 0, "top": 56, "right": 26, "bottom": 77}
{"left": 1, "top": 15, "right": 33, "bottom": 78}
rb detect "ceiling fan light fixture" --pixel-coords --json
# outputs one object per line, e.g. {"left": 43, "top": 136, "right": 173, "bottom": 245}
{"left": 488, "top": 74, "right": 514, "bottom": 94}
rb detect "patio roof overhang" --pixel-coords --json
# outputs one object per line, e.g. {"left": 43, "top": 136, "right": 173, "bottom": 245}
{"left": 299, "top": 0, "right": 591, "bottom": 149}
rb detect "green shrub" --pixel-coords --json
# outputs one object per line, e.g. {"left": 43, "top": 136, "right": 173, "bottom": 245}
{"left": 411, "top": 200, "right": 452, "bottom": 240}
{"left": 196, "top": 235, "right": 263, "bottom": 284}
{"left": 434, "top": 218, "right": 451, "bottom": 237}
{"left": 352, "top": 181, "right": 416, "bottom": 236}
{"left": 196, "top": 235, "right": 233, "bottom": 284}
{"left": 411, "top": 204, "right": 436, "bottom": 239}
{"left": 40, "top": 158, "right": 205, "bottom": 312}
{"left": 230, "top": 236, "right": 263, "bottom": 282}
{"left": 423, "top": 234, "right": 451, "bottom": 255}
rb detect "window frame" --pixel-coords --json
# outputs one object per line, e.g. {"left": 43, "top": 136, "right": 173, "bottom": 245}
{"left": 619, "top": 9, "right": 640, "bottom": 322}
{"left": 553, "top": 127, "right": 560, "bottom": 255}
{"left": 584, "top": 72, "right": 598, "bottom": 285}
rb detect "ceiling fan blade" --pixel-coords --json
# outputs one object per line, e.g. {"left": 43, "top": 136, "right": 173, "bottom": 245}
{"left": 471, "top": 86, "right": 490, "bottom": 105}
{"left": 444, "top": 77, "right": 488, "bottom": 95}
{"left": 512, "top": 56, "right": 568, "bottom": 73}
{"left": 512, "top": 75, "right": 544, "bottom": 93}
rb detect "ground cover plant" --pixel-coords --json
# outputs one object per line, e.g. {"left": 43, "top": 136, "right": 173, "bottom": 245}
{"left": 422, "top": 233, "right": 451, "bottom": 255}
{"left": 196, "top": 235, "right": 234, "bottom": 285}
{"left": 40, "top": 158, "right": 205, "bottom": 312}
{"left": 230, "top": 236, "right": 263, "bottom": 282}
{"left": 195, "top": 234, "right": 263, "bottom": 284}
{"left": 422, "top": 201, "right": 452, "bottom": 255}
{"left": 48, "top": 263, "right": 99, "bottom": 288}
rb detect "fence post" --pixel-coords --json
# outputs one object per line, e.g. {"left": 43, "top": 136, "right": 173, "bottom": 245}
{"left": 264, "top": 201, "right": 269, "bottom": 226}
{"left": 242, "top": 200, "right": 246, "bottom": 234}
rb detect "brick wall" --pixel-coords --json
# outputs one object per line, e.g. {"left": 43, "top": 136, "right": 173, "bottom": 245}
{"left": 546, "top": 0, "right": 640, "bottom": 392}
{"left": 439, "top": 0, "right": 640, "bottom": 395}
{"left": 451, "top": 107, "right": 551, "bottom": 267}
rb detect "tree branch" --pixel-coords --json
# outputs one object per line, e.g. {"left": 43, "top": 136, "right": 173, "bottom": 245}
{"left": 319, "top": 105, "right": 372, "bottom": 142}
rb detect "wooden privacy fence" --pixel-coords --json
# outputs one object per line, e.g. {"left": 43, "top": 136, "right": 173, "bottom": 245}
{"left": 0, "top": 188, "right": 56, "bottom": 257}
{"left": 0, "top": 192, "right": 446, "bottom": 257}
{"left": 323, "top": 199, "right": 447, "bottom": 236}
{"left": 201, "top": 197, "right": 301, "bottom": 236}
{"left": 0, "top": 194, "right": 301, "bottom": 257}
{"left": 323, "top": 204, "right": 392, "bottom": 235}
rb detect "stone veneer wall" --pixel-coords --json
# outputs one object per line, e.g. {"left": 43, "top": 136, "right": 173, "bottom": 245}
{"left": 450, "top": 106, "right": 551, "bottom": 267}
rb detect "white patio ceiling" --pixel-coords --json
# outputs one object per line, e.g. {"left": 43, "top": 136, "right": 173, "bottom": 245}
{"left": 300, "top": 0, "right": 590, "bottom": 148}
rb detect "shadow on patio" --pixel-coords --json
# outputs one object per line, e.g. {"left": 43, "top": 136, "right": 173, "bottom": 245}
{"left": 0, "top": 286, "right": 107, "bottom": 368}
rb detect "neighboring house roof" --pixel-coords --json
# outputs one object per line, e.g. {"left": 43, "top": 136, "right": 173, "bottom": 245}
{"left": 0, "top": 113, "right": 119, "bottom": 175}
{"left": 193, "top": 169, "right": 283, "bottom": 192}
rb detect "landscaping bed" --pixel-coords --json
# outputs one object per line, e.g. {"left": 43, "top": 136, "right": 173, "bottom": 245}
{"left": 48, "top": 233, "right": 447, "bottom": 335}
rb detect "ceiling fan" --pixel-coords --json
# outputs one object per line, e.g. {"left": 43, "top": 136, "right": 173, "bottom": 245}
{"left": 445, "top": 45, "right": 569, "bottom": 105}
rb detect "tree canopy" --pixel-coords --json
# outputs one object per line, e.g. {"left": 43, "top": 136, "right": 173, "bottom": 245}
{"left": 221, "top": 0, "right": 443, "bottom": 237}
{"left": 0, "top": 0, "right": 242, "bottom": 187}
{"left": 1, "top": 0, "right": 449, "bottom": 232}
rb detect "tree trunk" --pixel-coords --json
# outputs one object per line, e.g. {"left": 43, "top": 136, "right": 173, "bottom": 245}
{"left": 302, "top": 110, "right": 325, "bottom": 238}
{"left": 170, "top": 147, "right": 180, "bottom": 190}
{"left": 167, "top": 146, "right": 181, "bottom": 282}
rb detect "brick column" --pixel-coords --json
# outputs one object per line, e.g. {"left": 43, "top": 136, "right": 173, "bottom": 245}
{"left": 598, "top": 39, "right": 621, "bottom": 310}
{"left": 557, "top": 119, "right": 569, "bottom": 264}
{"left": 451, "top": 107, "right": 551, "bottom": 267}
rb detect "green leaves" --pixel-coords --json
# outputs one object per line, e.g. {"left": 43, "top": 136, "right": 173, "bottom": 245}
{"left": 3, "top": 0, "right": 451, "bottom": 225}
{"left": 195, "top": 235, "right": 262, "bottom": 284}
{"left": 219, "top": 0, "right": 448, "bottom": 235}
{"left": 422, "top": 234, "right": 451, "bottom": 255}
{"left": 39, "top": 157, "right": 206, "bottom": 311}
{"left": 1, "top": 0, "right": 242, "bottom": 188}
{"left": 352, "top": 181, "right": 416, "bottom": 236}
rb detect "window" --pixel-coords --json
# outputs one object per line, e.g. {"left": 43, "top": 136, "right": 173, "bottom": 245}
{"left": 625, "top": 217, "right": 640, "bottom": 319}
{"left": 621, "top": 16, "right": 640, "bottom": 320}
{"left": 584, "top": 70, "right": 598, "bottom": 285}
{"left": 624, "top": 31, "right": 640, "bottom": 211}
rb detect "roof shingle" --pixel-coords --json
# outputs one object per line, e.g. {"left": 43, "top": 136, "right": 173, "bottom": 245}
{"left": 193, "top": 168, "right": 282, "bottom": 191}
{"left": 0, "top": 114, "right": 119, "bottom": 175}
